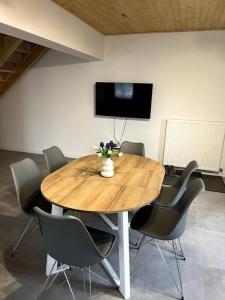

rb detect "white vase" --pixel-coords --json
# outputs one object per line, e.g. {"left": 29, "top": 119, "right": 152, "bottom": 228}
{"left": 101, "top": 158, "right": 114, "bottom": 178}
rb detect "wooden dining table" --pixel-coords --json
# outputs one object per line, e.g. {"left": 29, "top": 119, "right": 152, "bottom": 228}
{"left": 41, "top": 154, "right": 165, "bottom": 299}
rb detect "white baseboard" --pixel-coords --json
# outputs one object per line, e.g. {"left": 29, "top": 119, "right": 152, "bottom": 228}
{"left": 0, "top": 145, "right": 42, "bottom": 155}
{"left": 0, "top": 145, "right": 78, "bottom": 159}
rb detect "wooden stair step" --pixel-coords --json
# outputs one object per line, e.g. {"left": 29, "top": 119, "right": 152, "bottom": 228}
{"left": 0, "top": 69, "right": 15, "bottom": 73}
{"left": 0, "top": 45, "right": 47, "bottom": 96}
{"left": 16, "top": 41, "right": 33, "bottom": 54}
{"left": 15, "top": 48, "right": 31, "bottom": 54}
{"left": 0, "top": 37, "right": 23, "bottom": 67}
{"left": 0, "top": 32, "right": 47, "bottom": 96}
{"left": 2, "top": 62, "right": 17, "bottom": 69}
{"left": 8, "top": 52, "right": 24, "bottom": 64}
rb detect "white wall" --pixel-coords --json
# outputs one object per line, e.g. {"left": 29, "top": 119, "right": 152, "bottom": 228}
{"left": 1, "top": 31, "right": 225, "bottom": 170}
{"left": 0, "top": 0, "right": 104, "bottom": 60}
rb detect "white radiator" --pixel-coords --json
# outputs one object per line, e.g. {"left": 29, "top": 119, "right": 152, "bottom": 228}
{"left": 163, "top": 119, "right": 225, "bottom": 172}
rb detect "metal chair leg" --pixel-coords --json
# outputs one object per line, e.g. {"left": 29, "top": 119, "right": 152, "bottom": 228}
{"left": 61, "top": 264, "right": 76, "bottom": 299}
{"left": 166, "top": 240, "right": 185, "bottom": 261}
{"left": 82, "top": 268, "right": 87, "bottom": 299}
{"left": 88, "top": 267, "right": 92, "bottom": 299}
{"left": 130, "top": 236, "right": 147, "bottom": 275}
{"left": 172, "top": 241, "right": 184, "bottom": 299}
{"left": 10, "top": 217, "right": 34, "bottom": 257}
{"left": 156, "top": 241, "right": 183, "bottom": 299}
{"left": 36, "top": 260, "right": 57, "bottom": 299}
{"left": 130, "top": 237, "right": 156, "bottom": 279}
{"left": 44, "top": 272, "right": 60, "bottom": 292}
{"left": 177, "top": 238, "right": 186, "bottom": 260}
{"left": 99, "top": 213, "right": 118, "bottom": 230}
{"left": 26, "top": 224, "right": 39, "bottom": 237}
{"left": 130, "top": 234, "right": 145, "bottom": 249}
{"left": 84, "top": 267, "right": 112, "bottom": 286}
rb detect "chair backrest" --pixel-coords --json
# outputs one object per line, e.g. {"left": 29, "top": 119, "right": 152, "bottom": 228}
{"left": 10, "top": 158, "right": 43, "bottom": 212}
{"left": 34, "top": 207, "right": 104, "bottom": 267}
{"left": 120, "top": 141, "right": 145, "bottom": 156}
{"left": 173, "top": 160, "right": 199, "bottom": 203}
{"left": 169, "top": 178, "right": 205, "bottom": 240}
{"left": 43, "top": 146, "right": 67, "bottom": 173}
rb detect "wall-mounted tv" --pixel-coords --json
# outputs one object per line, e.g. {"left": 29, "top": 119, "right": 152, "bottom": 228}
{"left": 95, "top": 82, "right": 153, "bottom": 119}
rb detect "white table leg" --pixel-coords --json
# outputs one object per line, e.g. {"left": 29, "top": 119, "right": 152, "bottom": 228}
{"left": 99, "top": 213, "right": 118, "bottom": 230}
{"left": 102, "top": 258, "right": 120, "bottom": 286}
{"left": 118, "top": 211, "right": 130, "bottom": 299}
{"left": 46, "top": 204, "right": 63, "bottom": 275}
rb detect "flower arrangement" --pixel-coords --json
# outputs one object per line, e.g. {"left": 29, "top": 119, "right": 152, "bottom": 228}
{"left": 93, "top": 140, "right": 123, "bottom": 158}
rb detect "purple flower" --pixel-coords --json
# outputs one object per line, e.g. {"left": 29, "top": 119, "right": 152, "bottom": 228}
{"left": 109, "top": 140, "right": 117, "bottom": 149}
{"left": 106, "top": 143, "right": 110, "bottom": 149}
{"left": 100, "top": 142, "right": 104, "bottom": 148}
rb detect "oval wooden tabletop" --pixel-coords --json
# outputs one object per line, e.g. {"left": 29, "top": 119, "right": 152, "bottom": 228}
{"left": 41, "top": 154, "right": 165, "bottom": 213}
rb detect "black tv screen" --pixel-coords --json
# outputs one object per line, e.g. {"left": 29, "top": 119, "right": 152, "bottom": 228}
{"left": 95, "top": 82, "right": 153, "bottom": 119}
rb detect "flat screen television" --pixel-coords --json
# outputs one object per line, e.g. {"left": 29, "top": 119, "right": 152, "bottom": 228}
{"left": 95, "top": 82, "right": 153, "bottom": 119}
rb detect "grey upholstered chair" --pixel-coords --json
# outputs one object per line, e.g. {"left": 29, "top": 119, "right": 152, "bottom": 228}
{"left": 34, "top": 207, "right": 115, "bottom": 299}
{"left": 130, "top": 178, "right": 205, "bottom": 300}
{"left": 10, "top": 158, "right": 51, "bottom": 256}
{"left": 153, "top": 160, "right": 199, "bottom": 207}
{"left": 43, "top": 146, "right": 67, "bottom": 173}
{"left": 120, "top": 141, "right": 145, "bottom": 156}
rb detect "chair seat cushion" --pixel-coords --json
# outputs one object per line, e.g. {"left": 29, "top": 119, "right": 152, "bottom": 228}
{"left": 86, "top": 226, "right": 115, "bottom": 257}
{"left": 24, "top": 190, "right": 52, "bottom": 214}
{"left": 130, "top": 205, "right": 180, "bottom": 240}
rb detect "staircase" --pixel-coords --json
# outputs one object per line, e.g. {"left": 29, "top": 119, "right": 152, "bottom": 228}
{"left": 0, "top": 34, "right": 47, "bottom": 96}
